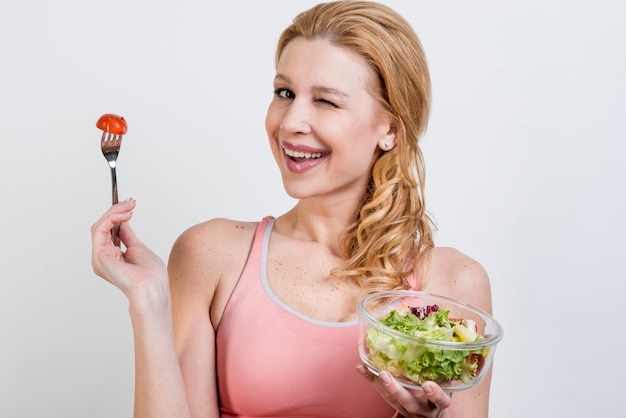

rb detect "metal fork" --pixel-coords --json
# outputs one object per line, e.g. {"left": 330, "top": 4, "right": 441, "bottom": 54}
{"left": 101, "top": 132, "right": 122, "bottom": 246}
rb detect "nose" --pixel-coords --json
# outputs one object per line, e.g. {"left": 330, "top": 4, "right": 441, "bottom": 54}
{"left": 279, "top": 98, "right": 312, "bottom": 135}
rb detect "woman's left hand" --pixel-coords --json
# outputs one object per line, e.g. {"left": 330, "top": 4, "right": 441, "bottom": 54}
{"left": 357, "top": 365, "right": 452, "bottom": 418}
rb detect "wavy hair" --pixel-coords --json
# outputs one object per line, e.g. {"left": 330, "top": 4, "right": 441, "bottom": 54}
{"left": 276, "top": 1, "right": 436, "bottom": 291}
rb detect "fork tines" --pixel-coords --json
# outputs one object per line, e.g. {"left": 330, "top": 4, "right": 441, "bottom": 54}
{"left": 100, "top": 132, "right": 122, "bottom": 150}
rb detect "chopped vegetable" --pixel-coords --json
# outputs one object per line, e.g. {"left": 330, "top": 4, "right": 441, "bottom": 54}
{"left": 96, "top": 113, "right": 127, "bottom": 135}
{"left": 365, "top": 304, "right": 488, "bottom": 385}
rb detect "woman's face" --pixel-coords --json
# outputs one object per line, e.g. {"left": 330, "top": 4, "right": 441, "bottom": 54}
{"left": 265, "top": 38, "right": 394, "bottom": 202}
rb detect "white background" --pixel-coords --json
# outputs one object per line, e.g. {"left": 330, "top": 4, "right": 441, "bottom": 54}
{"left": 1, "top": 1, "right": 624, "bottom": 417}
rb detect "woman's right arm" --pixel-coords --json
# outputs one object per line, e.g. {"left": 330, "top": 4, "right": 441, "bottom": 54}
{"left": 167, "top": 221, "right": 225, "bottom": 417}
{"left": 91, "top": 199, "right": 219, "bottom": 417}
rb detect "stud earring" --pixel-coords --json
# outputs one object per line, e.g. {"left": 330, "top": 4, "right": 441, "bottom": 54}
{"left": 384, "top": 141, "right": 391, "bottom": 149}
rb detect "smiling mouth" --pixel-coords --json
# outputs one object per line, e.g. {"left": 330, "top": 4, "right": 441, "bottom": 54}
{"left": 284, "top": 147, "right": 326, "bottom": 162}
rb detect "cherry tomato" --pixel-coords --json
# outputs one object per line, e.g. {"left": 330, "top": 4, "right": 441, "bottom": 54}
{"left": 96, "top": 113, "right": 127, "bottom": 135}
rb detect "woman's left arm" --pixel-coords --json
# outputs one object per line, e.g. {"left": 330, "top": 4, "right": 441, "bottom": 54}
{"left": 358, "top": 247, "right": 494, "bottom": 418}
{"left": 423, "top": 247, "right": 493, "bottom": 418}
{"left": 428, "top": 247, "right": 494, "bottom": 418}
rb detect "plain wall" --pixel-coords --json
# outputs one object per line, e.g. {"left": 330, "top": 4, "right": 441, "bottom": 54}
{"left": 1, "top": 1, "right": 624, "bottom": 417}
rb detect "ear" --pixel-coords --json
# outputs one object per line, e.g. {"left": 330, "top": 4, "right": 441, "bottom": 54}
{"left": 378, "top": 123, "right": 397, "bottom": 151}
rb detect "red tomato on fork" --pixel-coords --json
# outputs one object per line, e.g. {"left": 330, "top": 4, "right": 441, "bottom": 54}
{"left": 96, "top": 113, "right": 127, "bottom": 135}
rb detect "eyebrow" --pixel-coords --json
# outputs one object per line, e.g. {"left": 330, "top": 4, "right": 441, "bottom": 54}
{"left": 274, "top": 74, "right": 351, "bottom": 98}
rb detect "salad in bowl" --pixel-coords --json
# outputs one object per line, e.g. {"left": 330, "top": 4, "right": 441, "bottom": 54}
{"left": 357, "top": 290, "right": 503, "bottom": 392}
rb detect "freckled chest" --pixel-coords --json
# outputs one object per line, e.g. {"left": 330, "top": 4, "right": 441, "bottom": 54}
{"left": 265, "top": 235, "right": 360, "bottom": 323}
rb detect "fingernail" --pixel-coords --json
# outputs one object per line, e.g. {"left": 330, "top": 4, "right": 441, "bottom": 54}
{"left": 356, "top": 365, "right": 368, "bottom": 377}
{"left": 422, "top": 382, "right": 433, "bottom": 395}
{"left": 379, "top": 371, "right": 393, "bottom": 386}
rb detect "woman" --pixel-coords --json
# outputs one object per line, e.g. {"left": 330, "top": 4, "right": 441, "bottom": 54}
{"left": 91, "top": 1, "right": 494, "bottom": 417}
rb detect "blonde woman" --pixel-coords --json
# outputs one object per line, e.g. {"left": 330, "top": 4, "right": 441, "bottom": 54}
{"left": 91, "top": 1, "right": 493, "bottom": 417}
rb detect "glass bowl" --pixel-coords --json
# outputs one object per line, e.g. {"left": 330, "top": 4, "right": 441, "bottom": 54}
{"left": 357, "top": 290, "right": 503, "bottom": 392}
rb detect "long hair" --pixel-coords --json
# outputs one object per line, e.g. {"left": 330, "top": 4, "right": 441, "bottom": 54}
{"left": 276, "top": 1, "right": 435, "bottom": 292}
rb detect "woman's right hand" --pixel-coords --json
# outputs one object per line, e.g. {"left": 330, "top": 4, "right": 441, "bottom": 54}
{"left": 91, "top": 198, "right": 169, "bottom": 311}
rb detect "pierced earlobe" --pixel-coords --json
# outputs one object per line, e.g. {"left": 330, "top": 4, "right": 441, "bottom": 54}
{"left": 380, "top": 140, "right": 394, "bottom": 151}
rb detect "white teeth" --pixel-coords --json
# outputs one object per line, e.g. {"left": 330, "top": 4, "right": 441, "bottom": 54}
{"left": 284, "top": 148, "right": 323, "bottom": 159}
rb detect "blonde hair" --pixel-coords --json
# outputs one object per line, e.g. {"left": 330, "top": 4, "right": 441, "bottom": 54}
{"left": 276, "top": 1, "right": 435, "bottom": 291}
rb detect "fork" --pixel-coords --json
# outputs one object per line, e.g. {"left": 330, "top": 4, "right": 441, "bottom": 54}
{"left": 97, "top": 113, "right": 127, "bottom": 246}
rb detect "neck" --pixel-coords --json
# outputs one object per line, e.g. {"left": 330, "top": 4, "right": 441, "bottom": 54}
{"left": 276, "top": 201, "right": 357, "bottom": 256}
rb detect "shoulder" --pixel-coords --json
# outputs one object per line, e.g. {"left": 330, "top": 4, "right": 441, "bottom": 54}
{"left": 167, "top": 218, "right": 259, "bottom": 292}
{"left": 167, "top": 218, "right": 260, "bottom": 327}
{"left": 170, "top": 218, "right": 258, "bottom": 261}
{"left": 424, "top": 247, "right": 493, "bottom": 315}
{"left": 175, "top": 217, "right": 258, "bottom": 241}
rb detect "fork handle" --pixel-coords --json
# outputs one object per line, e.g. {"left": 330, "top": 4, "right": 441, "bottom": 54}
{"left": 110, "top": 165, "right": 120, "bottom": 247}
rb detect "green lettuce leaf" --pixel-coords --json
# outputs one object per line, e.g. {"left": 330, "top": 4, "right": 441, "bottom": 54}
{"left": 365, "top": 308, "right": 482, "bottom": 384}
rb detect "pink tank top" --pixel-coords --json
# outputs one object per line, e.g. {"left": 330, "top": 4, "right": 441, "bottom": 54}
{"left": 216, "top": 217, "right": 395, "bottom": 418}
